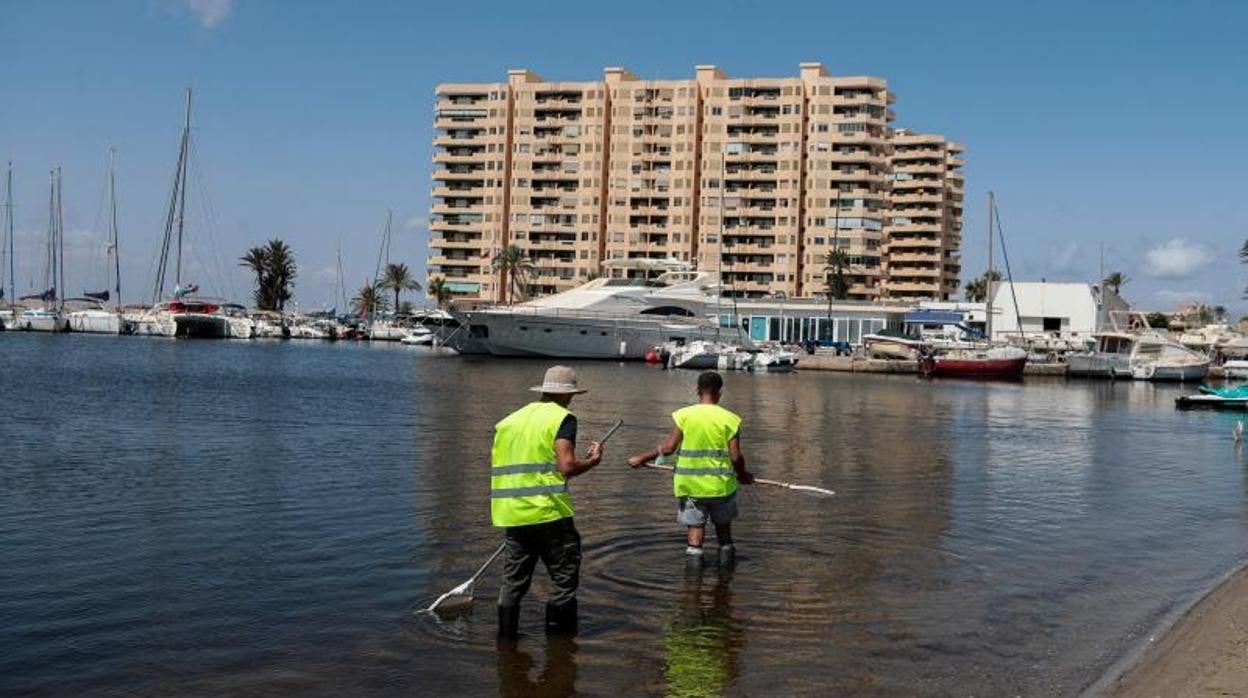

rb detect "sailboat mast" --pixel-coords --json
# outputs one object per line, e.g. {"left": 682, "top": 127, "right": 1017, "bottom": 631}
{"left": 4, "top": 162, "right": 12, "bottom": 308}
{"left": 56, "top": 167, "right": 64, "bottom": 310}
{"left": 985, "top": 190, "right": 995, "bottom": 340}
{"left": 335, "top": 240, "right": 345, "bottom": 315}
{"left": 174, "top": 87, "right": 192, "bottom": 288}
{"left": 716, "top": 155, "right": 724, "bottom": 342}
{"left": 109, "top": 148, "right": 120, "bottom": 306}
{"left": 44, "top": 170, "right": 54, "bottom": 303}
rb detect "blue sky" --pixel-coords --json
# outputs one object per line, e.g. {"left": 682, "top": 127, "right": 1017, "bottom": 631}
{"left": 2, "top": 0, "right": 1246, "bottom": 312}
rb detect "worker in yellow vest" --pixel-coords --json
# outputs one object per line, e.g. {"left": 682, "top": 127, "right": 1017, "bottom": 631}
{"left": 492, "top": 365, "right": 603, "bottom": 640}
{"left": 629, "top": 371, "right": 754, "bottom": 566}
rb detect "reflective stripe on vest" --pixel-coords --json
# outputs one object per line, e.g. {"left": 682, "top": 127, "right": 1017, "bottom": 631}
{"left": 490, "top": 401, "right": 575, "bottom": 527}
{"left": 672, "top": 404, "right": 742, "bottom": 499}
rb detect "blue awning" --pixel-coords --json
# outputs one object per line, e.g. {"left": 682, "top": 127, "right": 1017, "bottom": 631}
{"left": 446, "top": 282, "right": 481, "bottom": 294}
{"left": 904, "top": 310, "right": 964, "bottom": 324}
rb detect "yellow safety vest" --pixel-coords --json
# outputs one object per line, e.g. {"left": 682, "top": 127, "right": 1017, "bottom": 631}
{"left": 672, "top": 404, "right": 741, "bottom": 499}
{"left": 491, "top": 401, "right": 574, "bottom": 527}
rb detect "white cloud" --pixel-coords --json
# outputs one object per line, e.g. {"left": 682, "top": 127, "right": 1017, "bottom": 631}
{"left": 1143, "top": 238, "right": 1216, "bottom": 279}
{"left": 1048, "top": 241, "right": 1081, "bottom": 273}
{"left": 1155, "top": 289, "right": 1212, "bottom": 305}
{"left": 157, "top": 0, "right": 232, "bottom": 29}
{"left": 189, "top": 0, "right": 233, "bottom": 28}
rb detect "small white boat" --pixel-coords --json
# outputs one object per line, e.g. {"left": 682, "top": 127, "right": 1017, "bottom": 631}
{"left": 369, "top": 319, "right": 408, "bottom": 341}
{"left": 400, "top": 327, "right": 434, "bottom": 346}
{"left": 750, "top": 348, "right": 799, "bottom": 373}
{"left": 127, "top": 306, "right": 177, "bottom": 337}
{"left": 67, "top": 307, "right": 123, "bottom": 334}
{"left": 668, "top": 340, "right": 751, "bottom": 371}
{"left": 1223, "top": 360, "right": 1248, "bottom": 379}
{"left": 863, "top": 333, "right": 925, "bottom": 360}
{"left": 18, "top": 308, "right": 68, "bottom": 332}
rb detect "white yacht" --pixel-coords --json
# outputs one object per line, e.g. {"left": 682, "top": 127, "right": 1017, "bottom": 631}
{"left": 440, "top": 259, "right": 744, "bottom": 359}
{"left": 1067, "top": 312, "right": 1208, "bottom": 382}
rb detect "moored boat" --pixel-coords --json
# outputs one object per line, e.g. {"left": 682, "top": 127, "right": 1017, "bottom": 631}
{"left": 1176, "top": 385, "right": 1248, "bottom": 410}
{"left": 863, "top": 333, "right": 925, "bottom": 360}
{"left": 921, "top": 345, "right": 1027, "bottom": 379}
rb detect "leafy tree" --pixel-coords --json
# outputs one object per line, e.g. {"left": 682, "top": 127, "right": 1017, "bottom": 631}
{"left": 1145, "top": 311, "right": 1171, "bottom": 329}
{"left": 1102, "top": 271, "right": 1128, "bottom": 294}
{"left": 1215, "top": 305, "right": 1227, "bottom": 322}
{"left": 351, "top": 280, "right": 388, "bottom": 318}
{"left": 963, "top": 270, "right": 1002, "bottom": 303}
{"left": 427, "top": 276, "right": 452, "bottom": 307}
{"left": 380, "top": 262, "right": 421, "bottom": 313}
{"left": 492, "top": 244, "right": 534, "bottom": 304}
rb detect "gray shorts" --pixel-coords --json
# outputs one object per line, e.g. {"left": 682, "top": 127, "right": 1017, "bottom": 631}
{"left": 676, "top": 492, "right": 738, "bottom": 526}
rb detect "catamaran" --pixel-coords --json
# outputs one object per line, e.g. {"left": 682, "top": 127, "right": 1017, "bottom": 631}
{"left": 129, "top": 88, "right": 251, "bottom": 339}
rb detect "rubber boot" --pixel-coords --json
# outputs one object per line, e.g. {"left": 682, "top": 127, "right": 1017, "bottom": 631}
{"left": 497, "top": 604, "right": 521, "bottom": 641}
{"left": 718, "top": 543, "right": 736, "bottom": 568}
{"left": 544, "top": 599, "right": 578, "bottom": 635}
{"left": 685, "top": 546, "right": 705, "bottom": 573}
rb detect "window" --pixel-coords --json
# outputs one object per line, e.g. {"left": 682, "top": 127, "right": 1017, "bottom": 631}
{"left": 1043, "top": 317, "right": 1062, "bottom": 332}
{"left": 711, "top": 106, "right": 723, "bottom": 116}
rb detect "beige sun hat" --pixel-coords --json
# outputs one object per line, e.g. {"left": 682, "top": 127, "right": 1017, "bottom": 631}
{"left": 529, "top": 365, "right": 588, "bottom": 394}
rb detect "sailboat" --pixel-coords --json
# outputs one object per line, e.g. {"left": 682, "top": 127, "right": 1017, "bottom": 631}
{"left": 1, "top": 162, "right": 15, "bottom": 330}
{"left": 68, "top": 149, "right": 124, "bottom": 334}
{"left": 129, "top": 89, "right": 251, "bottom": 339}
{"left": 920, "top": 191, "right": 1026, "bottom": 378}
{"left": 368, "top": 210, "right": 407, "bottom": 341}
{"left": 18, "top": 168, "right": 68, "bottom": 332}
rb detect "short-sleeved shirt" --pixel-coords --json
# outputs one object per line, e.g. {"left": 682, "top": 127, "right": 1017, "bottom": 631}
{"left": 555, "top": 414, "right": 577, "bottom": 443}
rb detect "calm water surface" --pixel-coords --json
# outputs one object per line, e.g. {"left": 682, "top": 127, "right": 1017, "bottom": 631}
{"left": 2, "top": 334, "right": 1246, "bottom": 696}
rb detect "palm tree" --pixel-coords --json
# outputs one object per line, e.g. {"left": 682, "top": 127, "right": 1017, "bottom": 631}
{"left": 492, "top": 244, "right": 534, "bottom": 304}
{"left": 380, "top": 262, "right": 421, "bottom": 314}
{"left": 239, "top": 246, "right": 270, "bottom": 309}
{"left": 1102, "top": 271, "right": 1128, "bottom": 295}
{"left": 427, "top": 276, "right": 452, "bottom": 308}
{"left": 351, "top": 280, "right": 388, "bottom": 318}
{"left": 823, "top": 249, "right": 850, "bottom": 301}
{"left": 264, "top": 238, "right": 296, "bottom": 311}
{"left": 964, "top": 270, "right": 1002, "bottom": 303}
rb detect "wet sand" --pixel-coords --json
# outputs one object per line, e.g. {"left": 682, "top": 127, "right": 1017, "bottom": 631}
{"left": 1110, "top": 565, "right": 1248, "bottom": 697}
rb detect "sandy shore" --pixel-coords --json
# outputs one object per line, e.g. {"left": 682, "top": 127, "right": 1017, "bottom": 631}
{"left": 1107, "top": 565, "right": 1248, "bottom": 697}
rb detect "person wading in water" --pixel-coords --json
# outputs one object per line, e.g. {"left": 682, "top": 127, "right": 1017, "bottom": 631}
{"left": 491, "top": 365, "right": 603, "bottom": 639}
{"left": 629, "top": 371, "right": 754, "bottom": 567}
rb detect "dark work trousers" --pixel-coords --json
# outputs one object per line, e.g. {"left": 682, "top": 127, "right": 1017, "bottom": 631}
{"left": 498, "top": 517, "right": 581, "bottom": 608}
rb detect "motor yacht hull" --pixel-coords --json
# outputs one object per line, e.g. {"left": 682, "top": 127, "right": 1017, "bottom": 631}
{"left": 445, "top": 312, "right": 734, "bottom": 359}
{"left": 1066, "top": 352, "right": 1132, "bottom": 378}
{"left": 1131, "top": 362, "right": 1208, "bottom": 382}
